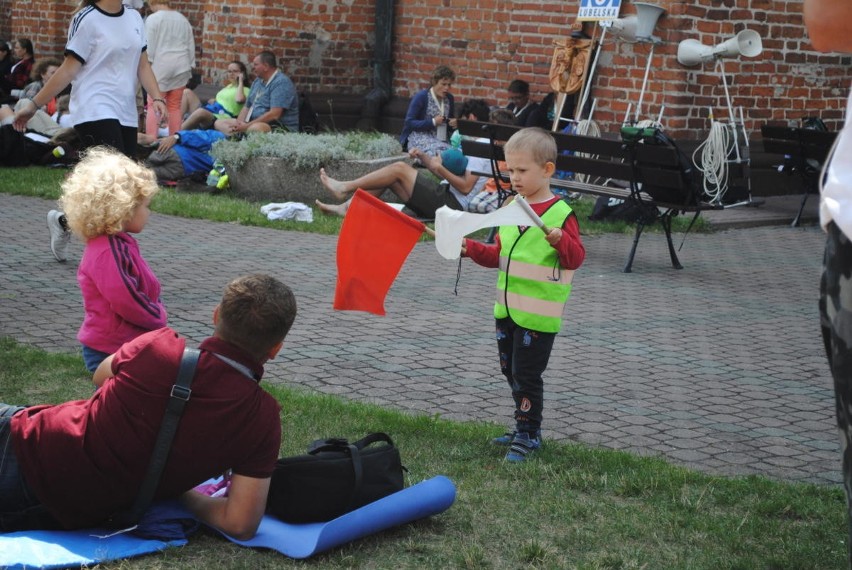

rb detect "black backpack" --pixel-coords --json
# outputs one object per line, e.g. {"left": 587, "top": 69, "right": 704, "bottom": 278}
{"left": 299, "top": 92, "right": 319, "bottom": 134}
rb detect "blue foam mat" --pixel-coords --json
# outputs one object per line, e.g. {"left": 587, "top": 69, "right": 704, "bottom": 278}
{"left": 228, "top": 475, "right": 456, "bottom": 558}
{"left": 0, "top": 476, "right": 456, "bottom": 567}
{"left": 0, "top": 531, "right": 187, "bottom": 570}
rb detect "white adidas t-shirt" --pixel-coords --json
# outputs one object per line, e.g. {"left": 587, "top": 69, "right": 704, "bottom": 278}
{"left": 66, "top": 5, "right": 146, "bottom": 128}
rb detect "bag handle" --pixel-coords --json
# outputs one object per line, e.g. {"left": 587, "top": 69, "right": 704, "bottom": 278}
{"left": 307, "top": 432, "right": 394, "bottom": 454}
{"left": 352, "top": 432, "right": 394, "bottom": 450}
{"left": 305, "top": 433, "right": 395, "bottom": 510}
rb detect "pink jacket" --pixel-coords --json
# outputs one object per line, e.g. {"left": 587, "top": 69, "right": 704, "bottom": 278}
{"left": 77, "top": 233, "right": 167, "bottom": 354}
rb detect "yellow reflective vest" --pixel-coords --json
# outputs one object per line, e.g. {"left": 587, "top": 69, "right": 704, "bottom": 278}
{"left": 495, "top": 200, "right": 575, "bottom": 333}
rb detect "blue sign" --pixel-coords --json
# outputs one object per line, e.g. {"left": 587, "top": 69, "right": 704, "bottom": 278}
{"left": 577, "top": 0, "right": 622, "bottom": 21}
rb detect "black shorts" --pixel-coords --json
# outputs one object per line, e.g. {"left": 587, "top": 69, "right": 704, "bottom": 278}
{"left": 405, "top": 170, "right": 462, "bottom": 219}
{"left": 74, "top": 119, "right": 137, "bottom": 158}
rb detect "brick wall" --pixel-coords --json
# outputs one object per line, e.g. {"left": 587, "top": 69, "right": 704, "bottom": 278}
{"left": 0, "top": 1, "right": 73, "bottom": 58}
{"left": 2, "top": 0, "right": 849, "bottom": 138}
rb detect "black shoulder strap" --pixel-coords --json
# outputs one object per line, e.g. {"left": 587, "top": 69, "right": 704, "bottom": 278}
{"left": 111, "top": 347, "right": 201, "bottom": 529}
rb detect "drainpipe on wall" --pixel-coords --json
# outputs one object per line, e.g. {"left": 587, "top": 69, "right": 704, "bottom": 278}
{"left": 357, "top": 0, "right": 394, "bottom": 131}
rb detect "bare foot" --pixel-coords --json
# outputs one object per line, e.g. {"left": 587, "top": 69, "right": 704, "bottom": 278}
{"left": 315, "top": 199, "right": 349, "bottom": 217}
{"left": 319, "top": 168, "right": 350, "bottom": 200}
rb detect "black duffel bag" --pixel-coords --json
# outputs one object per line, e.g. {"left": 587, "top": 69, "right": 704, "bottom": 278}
{"left": 266, "top": 432, "right": 406, "bottom": 523}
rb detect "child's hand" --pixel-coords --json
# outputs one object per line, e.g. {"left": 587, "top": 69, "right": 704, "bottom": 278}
{"left": 545, "top": 227, "right": 562, "bottom": 246}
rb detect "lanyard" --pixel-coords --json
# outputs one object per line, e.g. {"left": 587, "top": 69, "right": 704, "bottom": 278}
{"left": 248, "top": 69, "right": 279, "bottom": 117}
{"left": 429, "top": 87, "right": 445, "bottom": 117}
{"left": 513, "top": 102, "right": 531, "bottom": 118}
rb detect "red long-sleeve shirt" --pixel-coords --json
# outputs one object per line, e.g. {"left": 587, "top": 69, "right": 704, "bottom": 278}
{"left": 464, "top": 196, "right": 585, "bottom": 270}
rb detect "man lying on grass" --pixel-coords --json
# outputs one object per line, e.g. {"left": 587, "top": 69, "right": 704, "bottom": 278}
{"left": 0, "top": 273, "right": 296, "bottom": 540}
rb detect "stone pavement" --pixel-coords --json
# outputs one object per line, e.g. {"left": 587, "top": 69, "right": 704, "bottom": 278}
{"left": 0, "top": 193, "right": 838, "bottom": 486}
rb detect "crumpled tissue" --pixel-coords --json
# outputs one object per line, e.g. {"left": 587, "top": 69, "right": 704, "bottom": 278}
{"left": 261, "top": 202, "right": 314, "bottom": 223}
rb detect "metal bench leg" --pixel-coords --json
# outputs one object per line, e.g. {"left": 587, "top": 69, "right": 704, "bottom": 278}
{"left": 661, "top": 212, "right": 684, "bottom": 270}
{"left": 791, "top": 191, "right": 810, "bottom": 228}
{"left": 623, "top": 219, "right": 647, "bottom": 273}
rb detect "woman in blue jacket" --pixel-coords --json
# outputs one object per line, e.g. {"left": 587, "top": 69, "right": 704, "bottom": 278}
{"left": 399, "top": 65, "right": 456, "bottom": 155}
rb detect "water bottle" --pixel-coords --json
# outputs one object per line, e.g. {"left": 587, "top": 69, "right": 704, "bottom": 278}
{"left": 206, "top": 161, "right": 226, "bottom": 187}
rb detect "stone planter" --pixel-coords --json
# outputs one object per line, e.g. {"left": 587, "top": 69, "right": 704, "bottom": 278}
{"left": 227, "top": 154, "right": 410, "bottom": 204}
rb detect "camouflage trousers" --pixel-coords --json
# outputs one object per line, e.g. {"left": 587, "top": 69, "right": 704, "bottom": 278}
{"left": 820, "top": 221, "right": 852, "bottom": 568}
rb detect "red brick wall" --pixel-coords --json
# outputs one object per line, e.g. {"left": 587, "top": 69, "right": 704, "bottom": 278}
{"left": 1, "top": 1, "right": 73, "bottom": 59}
{"left": 2, "top": 0, "right": 849, "bottom": 138}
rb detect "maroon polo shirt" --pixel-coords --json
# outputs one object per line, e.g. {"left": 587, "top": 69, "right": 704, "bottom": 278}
{"left": 12, "top": 328, "right": 281, "bottom": 529}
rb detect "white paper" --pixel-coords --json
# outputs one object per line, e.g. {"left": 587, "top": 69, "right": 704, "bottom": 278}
{"left": 437, "top": 123, "right": 448, "bottom": 142}
{"left": 434, "top": 199, "right": 542, "bottom": 260}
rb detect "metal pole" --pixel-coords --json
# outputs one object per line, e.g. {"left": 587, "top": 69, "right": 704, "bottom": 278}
{"left": 634, "top": 41, "right": 655, "bottom": 123}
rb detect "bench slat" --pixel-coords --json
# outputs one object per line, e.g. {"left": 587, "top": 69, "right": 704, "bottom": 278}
{"left": 760, "top": 125, "right": 837, "bottom": 163}
{"left": 462, "top": 136, "right": 689, "bottom": 190}
{"left": 458, "top": 120, "right": 685, "bottom": 166}
{"left": 761, "top": 125, "right": 837, "bottom": 147}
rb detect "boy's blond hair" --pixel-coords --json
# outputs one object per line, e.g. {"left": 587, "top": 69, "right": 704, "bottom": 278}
{"left": 59, "top": 147, "right": 159, "bottom": 240}
{"left": 503, "top": 127, "right": 557, "bottom": 166}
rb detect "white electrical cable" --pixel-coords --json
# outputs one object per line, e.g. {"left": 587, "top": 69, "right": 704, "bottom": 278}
{"left": 693, "top": 120, "right": 732, "bottom": 204}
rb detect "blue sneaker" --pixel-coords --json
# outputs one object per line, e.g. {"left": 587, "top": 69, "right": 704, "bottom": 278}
{"left": 505, "top": 432, "right": 541, "bottom": 462}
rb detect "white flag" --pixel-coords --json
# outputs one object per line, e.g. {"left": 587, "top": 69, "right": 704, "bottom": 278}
{"left": 434, "top": 198, "right": 544, "bottom": 260}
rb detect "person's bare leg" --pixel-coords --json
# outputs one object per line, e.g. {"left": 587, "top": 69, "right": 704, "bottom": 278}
{"left": 246, "top": 122, "right": 271, "bottom": 133}
{"left": 315, "top": 197, "right": 351, "bottom": 217}
{"left": 319, "top": 162, "right": 417, "bottom": 202}
{"left": 214, "top": 118, "right": 236, "bottom": 135}
{"left": 319, "top": 168, "right": 352, "bottom": 200}
{"left": 181, "top": 89, "right": 201, "bottom": 118}
{"left": 180, "top": 107, "right": 215, "bottom": 131}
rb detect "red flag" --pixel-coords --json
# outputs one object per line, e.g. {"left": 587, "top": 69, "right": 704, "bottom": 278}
{"left": 333, "top": 189, "right": 425, "bottom": 315}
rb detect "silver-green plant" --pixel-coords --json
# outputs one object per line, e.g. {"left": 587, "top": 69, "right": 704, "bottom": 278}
{"left": 211, "top": 131, "right": 403, "bottom": 171}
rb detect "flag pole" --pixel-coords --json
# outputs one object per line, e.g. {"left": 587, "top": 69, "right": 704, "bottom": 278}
{"left": 514, "top": 197, "right": 551, "bottom": 234}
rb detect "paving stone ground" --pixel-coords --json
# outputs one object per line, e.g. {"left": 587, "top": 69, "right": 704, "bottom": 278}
{"left": 0, "top": 193, "right": 838, "bottom": 486}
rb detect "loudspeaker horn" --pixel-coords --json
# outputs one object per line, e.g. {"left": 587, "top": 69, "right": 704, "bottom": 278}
{"left": 608, "top": 15, "right": 638, "bottom": 41}
{"left": 676, "top": 38, "right": 714, "bottom": 66}
{"left": 713, "top": 29, "right": 763, "bottom": 58}
{"left": 633, "top": 2, "right": 666, "bottom": 40}
{"left": 677, "top": 30, "right": 763, "bottom": 66}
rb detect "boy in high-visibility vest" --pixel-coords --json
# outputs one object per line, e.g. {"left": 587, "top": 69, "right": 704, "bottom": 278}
{"left": 463, "top": 127, "right": 586, "bottom": 462}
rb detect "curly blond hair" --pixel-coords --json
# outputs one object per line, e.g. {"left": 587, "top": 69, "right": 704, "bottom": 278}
{"left": 59, "top": 147, "right": 160, "bottom": 240}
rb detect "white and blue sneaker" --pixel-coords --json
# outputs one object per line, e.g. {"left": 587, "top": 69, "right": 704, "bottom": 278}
{"left": 505, "top": 432, "right": 541, "bottom": 463}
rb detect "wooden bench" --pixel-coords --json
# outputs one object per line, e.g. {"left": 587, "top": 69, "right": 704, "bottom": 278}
{"left": 760, "top": 124, "right": 838, "bottom": 227}
{"left": 457, "top": 120, "right": 724, "bottom": 273}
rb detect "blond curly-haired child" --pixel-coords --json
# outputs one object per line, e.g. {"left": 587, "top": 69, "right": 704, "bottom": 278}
{"left": 56, "top": 146, "right": 167, "bottom": 372}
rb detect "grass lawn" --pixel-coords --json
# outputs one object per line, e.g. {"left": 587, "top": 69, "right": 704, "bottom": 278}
{"left": 0, "top": 165, "right": 711, "bottom": 237}
{"left": 0, "top": 338, "right": 846, "bottom": 570}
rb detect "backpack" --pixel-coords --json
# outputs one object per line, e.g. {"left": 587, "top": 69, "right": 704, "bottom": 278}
{"left": 299, "top": 92, "right": 319, "bottom": 134}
